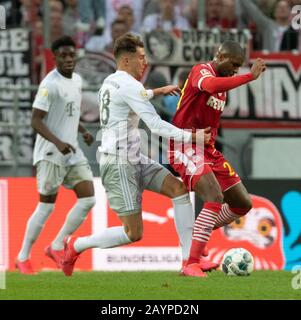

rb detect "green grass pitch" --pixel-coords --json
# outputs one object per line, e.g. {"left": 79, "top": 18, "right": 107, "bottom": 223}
{"left": 0, "top": 271, "right": 300, "bottom": 300}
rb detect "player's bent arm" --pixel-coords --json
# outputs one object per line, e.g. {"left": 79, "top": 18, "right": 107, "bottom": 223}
{"left": 201, "top": 73, "right": 254, "bottom": 94}
{"left": 31, "top": 108, "right": 62, "bottom": 146}
{"left": 123, "top": 82, "right": 194, "bottom": 142}
{"left": 142, "top": 109, "right": 195, "bottom": 143}
{"left": 31, "top": 108, "right": 75, "bottom": 154}
{"left": 130, "top": 100, "right": 193, "bottom": 142}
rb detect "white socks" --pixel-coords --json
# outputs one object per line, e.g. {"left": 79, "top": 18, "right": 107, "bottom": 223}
{"left": 51, "top": 196, "right": 96, "bottom": 250}
{"left": 74, "top": 226, "right": 132, "bottom": 253}
{"left": 17, "top": 197, "right": 96, "bottom": 261}
{"left": 18, "top": 202, "right": 54, "bottom": 262}
{"left": 172, "top": 193, "right": 195, "bottom": 261}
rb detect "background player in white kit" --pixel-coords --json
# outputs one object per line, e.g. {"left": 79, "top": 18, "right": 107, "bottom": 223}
{"left": 62, "top": 33, "right": 212, "bottom": 276}
{"left": 16, "top": 36, "right": 96, "bottom": 274}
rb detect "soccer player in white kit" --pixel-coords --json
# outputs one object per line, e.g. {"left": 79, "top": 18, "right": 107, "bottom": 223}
{"left": 16, "top": 36, "right": 96, "bottom": 274}
{"left": 61, "top": 33, "right": 213, "bottom": 276}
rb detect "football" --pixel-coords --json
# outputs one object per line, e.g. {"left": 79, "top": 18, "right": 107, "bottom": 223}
{"left": 221, "top": 248, "right": 254, "bottom": 276}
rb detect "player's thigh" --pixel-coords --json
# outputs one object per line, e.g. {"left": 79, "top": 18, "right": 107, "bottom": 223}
{"left": 212, "top": 154, "right": 241, "bottom": 193}
{"left": 223, "top": 182, "right": 252, "bottom": 209}
{"left": 160, "top": 173, "right": 188, "bottom": 198}
{"left": 64, "top": 161, "right": 94, "bottom": 197}
{"left": 119, "top": 211, "right": 143, "bottom": 242}
{"left": 99, "top": 154, "right": 142, "bottom": 216}
{"left": 73, "top": 180, "right": 95, "bottom": 198}
{"left": 168, "top": 143, "right": 207, "bottom": 192}
{"left": 36, "top": 160, "right": 65, "bottom": 199}
{"left": 193, "top": 170, "right": 223, "bottom": 203}
{"left": 140, "top": 156, "right": 186, "bottom": 197}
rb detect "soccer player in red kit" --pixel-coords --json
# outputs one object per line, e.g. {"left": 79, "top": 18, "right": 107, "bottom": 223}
{"left": 169, "top": 40, "right": 266, "bottom": 277}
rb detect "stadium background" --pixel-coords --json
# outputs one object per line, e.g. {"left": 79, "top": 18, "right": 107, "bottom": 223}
{"left": 0, "top": 0, "right": 301, "bottom": 277}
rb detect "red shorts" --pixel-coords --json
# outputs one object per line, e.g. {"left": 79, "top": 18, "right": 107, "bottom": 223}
{"left": 168, "top": 144, "right": 241, "bottom": 192}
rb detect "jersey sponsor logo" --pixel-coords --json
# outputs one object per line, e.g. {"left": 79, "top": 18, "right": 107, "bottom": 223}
{"left": 65, "top": 101, "right": 76, "bottom": 116}
{"left": 200, "top": 69, "right": 212, "bottom": 77}
{"left": 206, "top": 95, "right": 225, "bottom": 112}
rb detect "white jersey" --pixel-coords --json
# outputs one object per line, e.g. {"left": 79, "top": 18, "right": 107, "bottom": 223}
{"left": 32, "top": 69, "right": 86, "bottom": 166}
{"left": 98, "top": 70, "right": 192, "bottom": 161}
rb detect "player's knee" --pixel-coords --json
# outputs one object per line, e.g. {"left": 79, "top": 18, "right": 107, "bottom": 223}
{"left": 168, "top": 180, "right": 188, "bottom": 198}
{"left": 42, "top": 202, "right": 55, "bottom": 214}
{"left": 78, "top": 196, "right": 96, "bottom": 211}
{"left": 230, "top": 198, "right": 252, "bottom": 217}
{"left": 36, "top": 202, "right": 55, "bottom": 217}
{"left": 242, "top": 197, "right": 252, "bottom": 213}
{"left": 210, "top": 192, "right": 224, "bottom": 204}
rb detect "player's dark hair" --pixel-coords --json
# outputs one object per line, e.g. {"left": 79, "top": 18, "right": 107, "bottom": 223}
{"left": 51, "top": 36, "right": 76, "bottom": 53}
{"left": 219, "top": 40, "right": 244, "bottom": 58}
{"left": 113, "top": 33, "right": 144, "bottom": 59}
{"left": 118, "top": 5, "right": 133, "bottom": 14}
{"left": 111, "top": 18, "right": 127, "bottom": 28}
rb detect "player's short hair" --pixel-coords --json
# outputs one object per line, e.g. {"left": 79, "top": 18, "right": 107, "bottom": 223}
{"left": 51, "top": 36, "right": 76, "bottom": 53}
{"left": 111, "top": 18, "right": 127, "bottom": 28}
{"left": 113, "top": 33, "right": 144, "bottom": 59}
{"left": 218, "top": 40, "right": 244, "bottom": 58}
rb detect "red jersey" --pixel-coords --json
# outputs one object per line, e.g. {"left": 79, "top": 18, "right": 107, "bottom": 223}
{"left": 169, "top": 62, "right": 254, "bottom": 190}
{"left": 172, "top": 62, "right": 226, "bottom": 146}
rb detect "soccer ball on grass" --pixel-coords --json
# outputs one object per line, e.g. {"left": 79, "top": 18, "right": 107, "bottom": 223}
{"left": 221, "top": 248, "right": 254, "bottom": 276}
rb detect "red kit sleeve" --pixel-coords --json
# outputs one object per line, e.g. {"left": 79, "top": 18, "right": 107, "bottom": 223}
{"left": 201, "top": 73, "right": 254, "bottom": 94}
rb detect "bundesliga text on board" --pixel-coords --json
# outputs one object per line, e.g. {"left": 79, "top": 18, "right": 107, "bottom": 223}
{"left": 292, "top": 5, "right": 301, "bottom": 30}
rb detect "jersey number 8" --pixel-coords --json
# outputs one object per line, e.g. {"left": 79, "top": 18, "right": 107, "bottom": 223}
{"left": 99, "top": 89, "right": 110, "bottom": 128}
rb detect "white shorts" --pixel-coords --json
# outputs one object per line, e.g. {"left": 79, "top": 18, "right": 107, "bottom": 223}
{"left": 99, "top": 154, "right": 170, "bottom": 216}
{"left": 36, "top": 160, "right": 93, "bottom": 195}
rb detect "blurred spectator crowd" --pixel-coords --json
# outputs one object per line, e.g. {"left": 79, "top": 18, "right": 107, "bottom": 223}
{"left": 1, "top": 0, "right": 300, "bottom": 165}
{"left": 2, "top": 0, "right": 301, "bottom": 51}
{"left": 1, "top": 0, "right": 301, "bottom": 82}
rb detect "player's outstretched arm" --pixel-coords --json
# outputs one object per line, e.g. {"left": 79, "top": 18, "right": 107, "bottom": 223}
{"left": 124, "top": 81, "right": 213, "bottom": 144}
{"left": 152, "top": 85, "right": 181, "bottom": 97}
{"left": 31, "top": 108, "right": 75, "bottom": 154}
{"left": 201, "top": 58, "right": 266, "bottom": 94}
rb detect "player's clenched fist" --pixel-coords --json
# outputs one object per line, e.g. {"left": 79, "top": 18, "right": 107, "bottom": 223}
{"left": 192, "top": 127, "right": 211, "bottom": 144}
{"left": 250, "top": 58, "right": 266, "bottom": 80}
{"left": 56, "top": 141, "right": 76, "bottom": 155}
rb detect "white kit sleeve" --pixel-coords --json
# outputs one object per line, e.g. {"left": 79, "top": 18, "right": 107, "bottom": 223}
{"left": 32, "top": 82, "right": 56, "bottom": 112}
{"left": 122, "top": 81, "right": 192, "bottom": 143}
